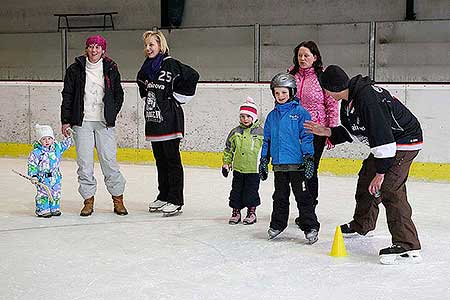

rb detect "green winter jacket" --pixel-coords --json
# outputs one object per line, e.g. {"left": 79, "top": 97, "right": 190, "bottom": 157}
{"left": 223, "top": 120, "right": 264, "bottom": 173}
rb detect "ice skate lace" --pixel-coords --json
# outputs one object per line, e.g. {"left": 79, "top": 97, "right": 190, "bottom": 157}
{"left": 388, "top": 244, "right": 402, "bottom": 249}
{"left": 246, "top": 207, "right": 256, "bottom": 218}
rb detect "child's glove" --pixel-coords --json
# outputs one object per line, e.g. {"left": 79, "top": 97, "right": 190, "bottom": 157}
{"left": 221, "top": 165, "right": 230, "bottom": 178}
{"left": 30, "top": 177, "right": 38, "bottom": 185}
{"left": 303, "top": 155, "right": 315, "bottom": 180}
{"left": 259, "top": 157, "right": 269, "bottom": 181}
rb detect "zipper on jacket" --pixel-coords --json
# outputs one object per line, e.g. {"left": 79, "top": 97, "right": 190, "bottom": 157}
{"left": 299, "top": 76, "right": 305, "bottom": 99}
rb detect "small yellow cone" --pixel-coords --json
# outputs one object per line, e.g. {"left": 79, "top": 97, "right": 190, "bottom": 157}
{"left": 330, "top": 225, "right": 347, "bottom": 257}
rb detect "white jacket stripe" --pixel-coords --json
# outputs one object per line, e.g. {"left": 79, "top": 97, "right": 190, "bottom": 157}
{"left": 173, "top": 92, "right": 194, "bottom": 104}
{"left": 371, "top": 142, "right": 396, "bottom": 158}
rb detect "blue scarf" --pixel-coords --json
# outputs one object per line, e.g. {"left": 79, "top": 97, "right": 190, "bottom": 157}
{"left": 140, "top": 54, "right": 164, "bottom": 81}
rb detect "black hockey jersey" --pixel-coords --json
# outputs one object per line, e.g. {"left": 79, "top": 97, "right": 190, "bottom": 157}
{"left": 329, "top": 75, "right": 423, "bottom": 174}
{"left": 137, "top": 56, "right": 199, "bottom": 141}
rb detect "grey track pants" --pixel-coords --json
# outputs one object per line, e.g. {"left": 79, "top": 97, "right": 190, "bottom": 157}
{"left": 73, "top": 121, "right": 126, "bottom": 200}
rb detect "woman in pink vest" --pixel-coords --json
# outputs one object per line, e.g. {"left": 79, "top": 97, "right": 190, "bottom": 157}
{"left": 288, "top": 41, "right": 339, "bottom": 226}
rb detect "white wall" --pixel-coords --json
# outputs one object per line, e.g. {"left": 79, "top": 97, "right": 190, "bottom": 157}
{"left": 0, "top": 82, "right": 448, "bottom": 163}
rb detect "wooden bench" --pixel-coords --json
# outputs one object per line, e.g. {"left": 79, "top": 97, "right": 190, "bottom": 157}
{"left": 54, "top": 12, "right": 118, "bottom": 31}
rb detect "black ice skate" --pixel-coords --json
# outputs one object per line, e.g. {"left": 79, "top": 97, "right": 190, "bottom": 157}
{"left": 161, "top": 203, "right": 182, "bottom": 217}
{"left": 379, "top": 244, "right": 423, "bottom": 265}
{"left": 340, "top": 223, "right": 359, "bottom": 237}
{"left": 294, "top": 217, "right": 301, "bottom": 228}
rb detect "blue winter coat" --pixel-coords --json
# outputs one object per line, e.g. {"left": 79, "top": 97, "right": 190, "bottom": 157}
{"left": 261, "top": 99, "right": 314, "bottom": 165}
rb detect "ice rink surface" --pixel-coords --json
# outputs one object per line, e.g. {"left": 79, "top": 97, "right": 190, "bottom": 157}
{"left": 0, "top": 157, "right": 449, "bottom": 300}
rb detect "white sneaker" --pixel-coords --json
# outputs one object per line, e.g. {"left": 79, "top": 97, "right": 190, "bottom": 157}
{"left": 161, "top": 203, "right": 182, "bottom": 215}
{"left": 149, "top": 200, "right": 168, "bottom": 212}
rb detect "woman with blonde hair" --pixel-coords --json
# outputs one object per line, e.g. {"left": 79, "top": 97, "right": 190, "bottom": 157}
{"left": 137, "top": 31, "right": 199, "bottom": 216}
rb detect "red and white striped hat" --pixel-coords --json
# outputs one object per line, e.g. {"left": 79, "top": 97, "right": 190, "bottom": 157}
{"left": 239, "top": 97, "right": 258, "bottom": 121}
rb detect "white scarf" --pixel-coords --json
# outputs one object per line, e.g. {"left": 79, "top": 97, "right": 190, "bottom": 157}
{"left": 84, "top": 58, "right": 105, "bottom": 121}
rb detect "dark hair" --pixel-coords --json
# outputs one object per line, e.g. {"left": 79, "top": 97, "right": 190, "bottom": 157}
{"left": 289, "top": 41, "right": 323, "bottom": 76}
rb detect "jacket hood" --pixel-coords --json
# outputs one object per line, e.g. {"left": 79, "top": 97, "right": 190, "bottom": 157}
{"left": 348, "top": 75, "right": 374, "bottom": 101}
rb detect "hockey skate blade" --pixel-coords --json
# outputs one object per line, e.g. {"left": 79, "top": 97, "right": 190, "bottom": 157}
{"left": 149, "top": 207, "right": 164, "bottom": 213}
{"left": 267, "top": 229, "right": 283, "bottom": 240}
{"left": 162, "top": 210, "right": 183, "bottom": 217}
{"left": 343, "top": 232, "right": 374, "bottom": 239}
{"left": 305, "top": 237, "right": 318, "bottom": 245}
{"left": 149, "top": 203, "right": 168, "bottom": 213}
{"left": 379, "top": 250, "right": 423, "bottom": 265}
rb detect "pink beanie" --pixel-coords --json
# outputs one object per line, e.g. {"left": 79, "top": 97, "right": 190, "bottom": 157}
{"left": 240, "top": 97, "right": 258, "bottom": 121}
{"left": 85, "top": 35, "right": 107, "bottom": 51}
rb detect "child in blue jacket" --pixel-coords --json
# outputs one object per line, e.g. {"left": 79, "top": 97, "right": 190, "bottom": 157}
{"left": 259, "top": 73, "right": 320, "bottom": 244}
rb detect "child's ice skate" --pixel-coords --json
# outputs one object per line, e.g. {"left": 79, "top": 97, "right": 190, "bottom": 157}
{"left": 379, "top": 245, "right": 423, "bottom": 265}
{"left": 51, "top": 210, "right": 62, "bottom": 216}
{"left": 36, "top": 211, "right": 52, "bottom": 218}
{"left": 148, "top": 199, "right": 168, "bottom": 212}
{"left": 229, "top": 208, "right": 241, "bottom": 225}
{"left": 243, "top": 207, "right": 257, "bottom": 225}
{"left": 304, "top": 229, "right": 319, "bottom": 245}
{"left": 162, "top": 203, "right": 182, "bottom": 217}
{"left": 267, "top": 228, "right": 283, "bottom": 240}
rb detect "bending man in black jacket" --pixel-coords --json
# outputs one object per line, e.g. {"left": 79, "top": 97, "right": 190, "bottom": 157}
{"left": 304, "top": 65, "right": 423, "bottom": 265}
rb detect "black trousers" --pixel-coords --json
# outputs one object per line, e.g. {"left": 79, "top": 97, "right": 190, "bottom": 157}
{"left": 270, "top": 171, "right": 320, "bottom": 232}
{"left": 151, "top": 139, "right": 184, "bottom": 206}
{"left": 307, "top": 135, "right": 326, "bottom": 204}
{"left": 229, "top": 171, "right": 261, "bottom": 209}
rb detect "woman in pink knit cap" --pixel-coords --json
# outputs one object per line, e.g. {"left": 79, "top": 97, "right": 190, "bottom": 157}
{"left": 288, "top": 41, "right": 339, "bottom": 226}
{"left": 61, "top": 35, "right": 128, "bottom": 217}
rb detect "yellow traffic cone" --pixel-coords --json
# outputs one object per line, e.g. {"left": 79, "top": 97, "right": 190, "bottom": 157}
{"left": 330, "top": 225, "right": 347, "bottom": 257}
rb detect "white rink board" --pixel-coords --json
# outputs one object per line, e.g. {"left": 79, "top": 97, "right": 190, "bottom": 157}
{"left": 0, "top": 82, "right": 449, "bottom": 163}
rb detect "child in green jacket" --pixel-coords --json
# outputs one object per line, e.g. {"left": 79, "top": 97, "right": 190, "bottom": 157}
{"left": 222, "top": 97, "right": 264, "bottom": 225}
